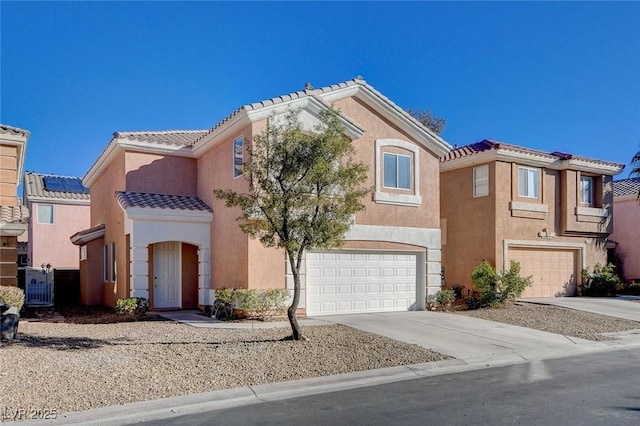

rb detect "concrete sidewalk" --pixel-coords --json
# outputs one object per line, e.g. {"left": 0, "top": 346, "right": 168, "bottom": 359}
{"left": 21, "top": 310, "right": 640, "bottom": 426}
{"left": 523, "top": 297, "right": 640, "bottom": 322}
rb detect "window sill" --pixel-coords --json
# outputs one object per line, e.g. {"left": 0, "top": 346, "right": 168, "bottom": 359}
{"left": 510, "top": 201, "right": 548, "bottom": 220}
{"left": 374, "top": 191, "right": 422, "bottom": 206}
{"left": 575, "top": 206, "right": 608, "bottom": 223}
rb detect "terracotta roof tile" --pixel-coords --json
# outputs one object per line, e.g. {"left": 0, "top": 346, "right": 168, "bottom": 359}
{"left": 0, "top": 124, "right": 30, "bottom": 138}
{"left": 0, "top": 205, "right": 29, "bottom": 224}
{"left": 614, "top": 177, "right": 640, "bottom": 197}
{"left": 115, "top": 191, "right": 212, "bottom": 212}
{"left": 114, "top": 130, "right": 208, "bottom": 147}
{"left": 440, "top": 139, "right": 624, "bottom": 170}
{"left": 24, "top": 172, "right": 90, "bottom": 202}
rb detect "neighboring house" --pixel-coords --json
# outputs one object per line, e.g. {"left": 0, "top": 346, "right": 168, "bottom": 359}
{"left": 23, "top": 172, "right": 91, "bottom": 270}
{"left": 0, "top": 125, "right": 29, "bottom": 287}
{"left": 440, "top": 140, "right": 624, "bottom": 298}
{"left": 610, "top": 177, "right": 640, "bottom": 283}
{"left": 71, "top": 77, "right": 451, "bottom": 313}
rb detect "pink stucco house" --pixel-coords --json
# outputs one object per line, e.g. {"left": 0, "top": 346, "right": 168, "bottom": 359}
{"left": 23, "top": 172, "right": 91, "bottom": 271}
{"left": 440, "top": 140, "right": 624, "bottom": 298}
{"left": 72, "top": 78, "right": 451, "bottom": 313}
{"left": 610, "top": 178, "right": 640, "bottom": 283}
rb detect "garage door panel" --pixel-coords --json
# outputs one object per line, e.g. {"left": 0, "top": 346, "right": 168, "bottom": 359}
{"left": 509, "top": 247, "right": 577, "bottom": 298}
{"left": 306, "top": 250, "right": 417, "bottom": 316}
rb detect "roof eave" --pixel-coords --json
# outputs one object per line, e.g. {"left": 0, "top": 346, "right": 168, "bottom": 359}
{"left": 320, "top": 83, "right": 452, "bottom": 157}
{"left": 70, "top": 226, "right": 106, "bottom": 245}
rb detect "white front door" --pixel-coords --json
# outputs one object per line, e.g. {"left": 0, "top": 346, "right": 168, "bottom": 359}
{"left": 154, "top": 242, "right": 181, "bottom": 308}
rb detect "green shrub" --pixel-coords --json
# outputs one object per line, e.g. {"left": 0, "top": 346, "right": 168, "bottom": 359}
{"left": 496, "top": 261, "right": 533, "bottom": 302}
{"left": 581, "top": 263, "right": 623, "bottom": 297}
{"left": 213, "top": 288, "right": 288, "bottom": 320}
{"left": 0, "top": 286, "right": 25, "bottom": 311}
{"left": 465, "top": 296, "right": 482, "bottom": 310}
{"left": 471, "top": 260, "right": 532, "bottom": 307}
{"left": 471, "top": 260, "right": 500, "bottom": 306}
{"left": 435, "top": 289, "right": 456, "bottom": 311}
{"left": 115, "top": 297, "right": 149, "bottom": 317}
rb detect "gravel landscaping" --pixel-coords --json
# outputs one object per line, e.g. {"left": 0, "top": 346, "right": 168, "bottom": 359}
{"left": 455, "top": 302, "right": 640, "bottom": 341}
{"left": 1, "top": 317, "right": 448, "bottom": 417}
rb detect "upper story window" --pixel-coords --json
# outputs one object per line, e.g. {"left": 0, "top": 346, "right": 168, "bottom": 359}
{"left": 518, "top": 167, "right": 538, "bottom": 198}
{"left": 37, "top": 204, "right": 54, "bottom": 224}
{"left": 473, "top": 165, "right": 489, "bottom": 197}
{"left": 374, "top": 139, "right": 422, "bottom": 206}
{"left": 383, "top": 153, "right": 411, "bottom": 190}
{"left": 233, "top": 136, "right": 244, "bottom": 178}
{"left": 580, "top": 176, "right": 594, "bottom": 206}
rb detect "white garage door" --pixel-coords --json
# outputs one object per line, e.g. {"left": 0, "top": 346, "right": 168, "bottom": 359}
{"left": 509, "top": 247, "right": 578, "bottom": 297}
{"left": 306, "top": 251, "right": 417, "bottom": 316}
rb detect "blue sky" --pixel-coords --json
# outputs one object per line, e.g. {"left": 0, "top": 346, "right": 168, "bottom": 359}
{"left": 2, "top": 1, "right": 639, "bottom": 183}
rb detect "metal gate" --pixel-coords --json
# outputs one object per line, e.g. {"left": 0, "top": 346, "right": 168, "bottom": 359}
{"left": 25, "top": 267, "right": 54, "bottom": 306}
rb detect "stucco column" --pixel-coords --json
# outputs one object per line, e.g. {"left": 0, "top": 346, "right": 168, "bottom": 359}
{"left": 426, "top": 248, "right": 442, "bottom": 301}
{"left": 129, "top": 245, "right": 149, "bottom": 299}
{"left": 415, "top": 251, "right": 427, "bottom": 311}
{"left": 198, "top": 246, "right": 212, "bottom": 306}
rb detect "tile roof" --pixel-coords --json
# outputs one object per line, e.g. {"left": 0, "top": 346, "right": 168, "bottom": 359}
{"left": 0, "top": 205, "right": 29, "bottom": 224}
{"left": 24, "top": 172, "right": 90, "bottom": 202}
{"left": 613, "top": 177, "right": 640, "bottom": 197}
{"left": 0, "top": 124, "right": 30, "bottom": 138}
{"left": 115, "top": 191, "right": 212, "bottom": 212}
{"left": 440, "top": 139, "right": 624, "bottom": 169}
{"left": 114, "top": 130, "right": 208, "bottom": 147}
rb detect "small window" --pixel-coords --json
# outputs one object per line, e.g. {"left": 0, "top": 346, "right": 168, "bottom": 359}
{"left": 473, "top": 165, "right": 489, "bottom": 197}
{"left": 580, "top": 176, "right": 594, "bottom": 206}
{"left": 518, "top": 167, "right": 538, "bottom": 198}
{"left": 37, "top": 204, "right": 54, "bottom": 224}
{"left": 233, "top": 136, "right": 244, "bottom": 178}
{"left": 80, "top": 245, "right": 87, "bottom": 261}
{"left": 110, "top": 242, "right": 116, "bottom": 282}
{"left": 103, "top": 245, "right": 108, "bottom": 282}
{"left": 383, "top": 153, "right": 411, "bottom": 190}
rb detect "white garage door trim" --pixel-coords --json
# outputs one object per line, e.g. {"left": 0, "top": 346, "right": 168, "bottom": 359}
{"left": 503, "top": 240, "right": 586, "bottom": 297}
{"left": 306, "top": 250, "right": 421, "bottom": 316}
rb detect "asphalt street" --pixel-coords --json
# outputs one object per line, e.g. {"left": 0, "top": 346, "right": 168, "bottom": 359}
{"left": 142, "top": 347, "right": 640, "bottom": 426}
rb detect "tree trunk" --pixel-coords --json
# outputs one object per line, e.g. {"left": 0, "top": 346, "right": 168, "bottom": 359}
{"left": 287, "top": 251, "right": 304, "bottom": 340}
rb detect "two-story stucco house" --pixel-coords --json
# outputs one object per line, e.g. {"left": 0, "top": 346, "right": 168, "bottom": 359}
{"left": 23, "top": 172, "right": 91, "bottom": 270}
{"left": 610, "top": 177, "right": 640, "bottom": 283}
{"left": 72, "top": 78, "right": 451, "bottom": 313}
{"left": 0, "top": 125, "right": 29, "bottom": 286}
{"left": 440, "top": 140, "right": 624, "bottom": 298}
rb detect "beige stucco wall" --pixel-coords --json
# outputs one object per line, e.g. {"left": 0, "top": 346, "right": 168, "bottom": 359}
{"left": 440, "top": 163, "right": 496, "bottom": 289}
{"left": 29, "top": 202, "right": 90, "bottom": 269}
{"left": 332, "top": 97, "right": 440, "bottom": 229}
{"left": 89, "top": 153, "right": 128, "bottom": 306}
{"left": 610, "top": 198, "right": 640, "bottom": 281}
{"left": 0, "top": 145, "right": 18, "bottom": 205}
{"left": 125, "top": 152, "right": 197, "bottom": 195}
{"left": 197, "top": 125, "right": 254, "bottom": 290}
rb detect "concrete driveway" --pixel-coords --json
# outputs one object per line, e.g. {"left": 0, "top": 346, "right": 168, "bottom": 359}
{"left": 522, "top": 297, "right": 640, "bottom": 322}
{"left": 315, "top": 311, "right": 626, "bottom": 368}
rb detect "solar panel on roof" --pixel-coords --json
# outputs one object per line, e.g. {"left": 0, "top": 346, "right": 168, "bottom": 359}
{"left": 43, "top": 176, "right": 89, "bottom": 194}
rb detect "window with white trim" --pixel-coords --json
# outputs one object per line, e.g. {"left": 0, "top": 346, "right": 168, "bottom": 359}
{"left": 383, "top": 153, "right": 411, "bottom": 190}
{"left": 233, "top": 136, "right": 243, "bottom": 178}
{"left": 103, "top": 245, "right": 108, "bottom": 282}
{"left": 374, "top": 139, "right": 422, "bottom": 206}
{"left": 518, "top": 167, "right": 538, "bottom": 198}
{"left": 473, "top": 165, "right": 489, "bottom": 197}
{"left": 110, "top": 242, "right": 116, "bottom": 282}
{"left": 37, "top": 204, "right": 54, "bottom": 224}
{"left": 580, "top": 176, "right": 593, "bottom": 206}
